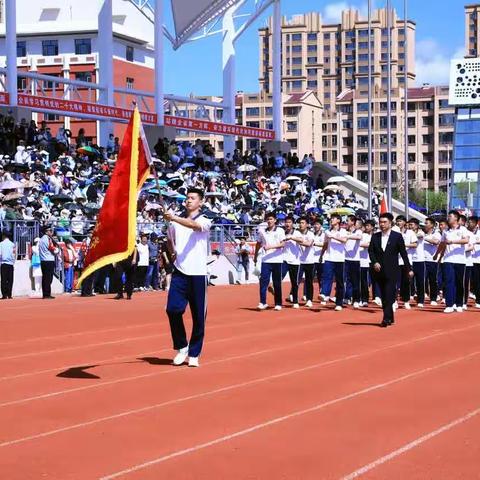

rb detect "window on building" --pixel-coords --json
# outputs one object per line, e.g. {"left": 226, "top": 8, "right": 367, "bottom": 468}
{"left": 292, "top": 69, "right": 302, "bottom": 76}
{"left": 357, "top": 102, "right": 370, "bottom": 112}
{"left": 291, "top": 80, "right": 303, "bottom": 90}
{"left": 76, "top": 71, "right": 92, "bottom": 82}
{"left": 292, "top": 45, "right": 302, "bottom": 53}
{"left": 43, "top": 73, "right": 61, "bottom": 89}
{"left": 287, "top": 121, "right": 298, "bottom": 132}
{"left": 246, "top": 121, "right": 260, "bottom": 128}
{"left": 44, "top": 113, "right": 61, "bottom": 121}
{"left": 246, "top": 107, "right": 260, "bottom": 116}
{"left": 17, "top": 41, "right": 26, "bottom": 57}
{"left": 357, "top": 153, "right": 368, "bottom": 165}
{"left": 42, "top": 40, "right": 58, "bottom": 56}
{"left": 75, "top": 38, "right": 92, "bottom": 55}
{"left": 439, "top": 113, "right": 455, "bottom": 126}
{"left": 358, "top": 29, "right": 369, "bottom": 37}
{"left": 343, "top": 136, "right": 353, "bottom": 146}
{"left": 17, "top": 77, "right": 27, "bottom": 90}
{"left": 307, "top": 68, "right": 317, "bottom": 76}
{"left": 408, "top": 135, "right": 416, "bottom": 145}
{"left": 408, "top": 170, "right": 416, "bottom": 180}
{"left": 126, "top": 45, "right": 134, "bottom": 62}
{"left": 126, "top": 77, "right": 135, "bottom": 90}
{"left": 307, "top": 80, "right": 318, "bottom": 88}
{"left": 345, "top": 55, "right": 355, "bottom": 62}
{"left": 292, "top": 33, "right": 302, "bottom": 41}
{"left": 288, "top": 139, "right": 298, "bottom": 149}
{"left": 307, "top": 56, "right": 317, "bottom": 64}
{"left": 357, "top": 117, "right": 370, "bottom": 129}
{"left": 358, "top": 54, "right": 374, "bottom": 61}
{"left": 308, "top": 33, "right": 317, "bottom": 41}
{"left": 292, "top": 57, "right": 302, "bottom": 64}
{"left": 422, "top": 134, "right": 432, "bottom": 144}
{"left": 324, "top": 57, "right": 330, "bottom": 63}
{"left": 422, "top": 116, "right": 434, "bottom": 127}
{"left": 439, "top": 99, "right": 450, "bottom": 109}
{"left": 343, "top": 120, "right": 353, "bottom": 130}
{"left": 323, "top": 33, "right": 330, "bottom": 40}
{"left": 379, "top": 101, "right": 397, "bottom": 111}
{"left": 407, "top": 117, "right": 416, "bottom": 127}
{"left": 358, "top": 171, "right": 368, "bottom": 182}
{"left": 308, "top": 45, "right": 317, "bottom": 52}
{"left": 265, "top": 106, "right": 273, "bottom": 116}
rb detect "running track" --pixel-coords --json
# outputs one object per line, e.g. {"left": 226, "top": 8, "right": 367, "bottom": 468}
{"left": 1, "top": 285, "right": 479, "bottom": 479}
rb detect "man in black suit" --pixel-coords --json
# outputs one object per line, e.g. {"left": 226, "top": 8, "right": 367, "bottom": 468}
{"left": 369, "top": 213, "right": 414, "bottom": 327}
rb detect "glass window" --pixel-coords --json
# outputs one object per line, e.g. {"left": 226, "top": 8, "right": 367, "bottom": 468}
{"left": 307, "top": 80, "right": 317, "bottom": 88}
{"left": 17, "top": 41, "right": 27, "bottom": 57}
{"left": 126, "top": 77, "right": 134, "bottom": 90}
{"left": 456, "top": 159, "right": 480, "bottom": 170}
{"left": 126, "top": 45, "right": 134, "bottom": 61}
{"left": 75, "top": 71, "right": 92, "bottom": 82}
{"left": 247, "top": 121, "right": 260, "bottom": 128}
{"left": 439, "top": 99, "right": 450, "bottom": 109}
{"left": 265, "top": 106, "right": 273, "bottom": 116}
{"left": 308, "top": 44, "right": 317, "bottom": 52}
{"left": 292, "top": 57, "right": 302, "bottom": 64}
{"left": 439, "top": 114, "right": 455, "bottom": 126}
{"left": 246, "top": 107, "right": 260, "bottom": 116}
{"left": 75, "top": 38, "right": 91, "bottom": 55}
{"left": 292, "top": 69, "right": 302, "bottom": 76}
{"left": 292, "top": 45, "right": 302, "bottom": 53}
{"left": 292, "top": 33, "right": 302, "bottom": 41}
{"left": 357, "top": 102, "right": 370, "bottom": 112}
{"left": 307, "top": 57, "right": 317, "bottom": 63}
{"left": 323, "top": 33, "right": 330, "bottom": 40}
{"left": 439, "top": 132, "right": 453, "bottom": 144}
{"left": 357, "top": 117, "right": 370, "bottom": 129}
{"left": 287, "top": 121, "right": 298, "bottom": 132}
{"left": 308, "top": 33, "right": 318, "bottom": 41}
{"left": 42, "top": 40, "right": 58, "bottom": 56}
{"left": 455, "top": 145, "right": 480, "bottom": 158}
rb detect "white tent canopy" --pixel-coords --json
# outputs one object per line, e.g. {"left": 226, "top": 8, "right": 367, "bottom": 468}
{"left": 170, "top": 0, "right": 243, "bottom": 48}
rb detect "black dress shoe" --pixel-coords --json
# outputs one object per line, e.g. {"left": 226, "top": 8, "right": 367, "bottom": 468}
{"left": 126, "top": 295, "right": 132, "bottom": 300}
{"left": 380, "top": 322, "right": 388, "bottom": 327}
{"left": 43, "top": 296, "right": 55, "bottom": 299}
{"left": 114, "top": 294, "right": 124, "bottom": 300}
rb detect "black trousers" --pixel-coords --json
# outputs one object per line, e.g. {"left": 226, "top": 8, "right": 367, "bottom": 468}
{"left": 314, "top": 262, "right": 323, "bottom": 296}
{"left": 135, "top": 265, "right": 148, "bottom": 288}
{"left": 412, "top": 262, "right": 425, "bottom": 304}
{"left": 115, "top": 260, "right": 136, "bottom": 297}
{"left": 302, "top": 263, "right": 315, "bottom": 302}
{"left": 40, "top": 261, "right": 55, "bottom": 298}
{"left": 0, "top": 263, "right": 14, "bottom": 298}
{"left": 399, "top": 265, "right": 411, "bottom": 302}
{"left": 464, "top": 266, "right": 473, "bottom": 305}
{"left": 360, "top": 267, "right": 370, "bottom": 303}
{"left": 473, "top": 264, "right": 480, "bottom": 304}
{"left": 377, "top": 272, "right": 397, "bottom": 323}
{"left": 425, "top": 261, "right": 438, "bottom": 301}
{"left": 282, "top": 262, "right": 299, "bottom": 303}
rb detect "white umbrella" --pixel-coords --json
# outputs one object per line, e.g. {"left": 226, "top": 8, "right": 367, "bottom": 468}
{"left": 323, "top": 184, "right": 341, "bottom": 192}
{"left": 237, "top": 164, "right": 257, "bottom": 172}
{"left": 285, "top": 176, "right": 301, "bottom": 182}
{"left": 327, "top": 176, "right": 347, "bottom": 184}
{"left": 205, "top": 192, "right": 225, "bottom": 197}
{"left": 0, "top": 180, "right": 24, "bottom": 190}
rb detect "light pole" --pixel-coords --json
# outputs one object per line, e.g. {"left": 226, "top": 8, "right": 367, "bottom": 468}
{"left": 403, "top": 0, "right": 409, "bottom": 218}
{"left": 367, "top": 0, "right": 373, "bottom": 218}
{"left": 386, "top": 0, "right": 392, "bottom": 211}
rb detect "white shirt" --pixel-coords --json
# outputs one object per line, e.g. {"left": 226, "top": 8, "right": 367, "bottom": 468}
{"left": 283, "top": 230, "right": 302, "bottom": 265}
{"left": 412, "top": 231, "right": 425, "bottom": 263}
{"left": 345, "top": 229, "right": 362, "bottom": 261}
{"left": 324, "top": 228, "right": 347, "bottom": 263}
{"left": 299, "top": 230, "right": 315, "bottom": 264}
{"left": 360, "top": 233, "right": 371, "bottom": 268}
{"left": 472, "top": 229, "right": 480, "bottom": 264}
{"left": 168, "top": 215, "right": 212, "bottom": 275}
{"left": 258, "top": 227, "right": 285, "bottom": 264}
{"left": 441, "top": 226, "right": 468, "bottom": 265}
{"left": 313, "top": 231, "right": 325, "bottom": 263}
{"left": 399, "top": 229, "right": 417, "bottom": 266}
{"left": 381, "top": 231, "right": 391, "bottom": 251}
{"left": 136, "top": 242, "right": 150, "bottom": 267}
{"left": 466, "top": 230, "right": 475, "bottom": 267}
{"left": 424, "top": 231, "right": 441, "bottom": 262}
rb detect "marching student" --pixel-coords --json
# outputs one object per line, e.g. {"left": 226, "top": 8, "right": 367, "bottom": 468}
{"left": 423, "top": 217, "right": 442, "bottom": 306}
{"left": 254, "top": 212, "right": 285, "bottom": 311}
{"left": 394, "top": 215, "right": 417, "bottom": 310}
{"left": 369, "top": 212, "right": 413, "bottom": 327}
{"left": 464, "top": 218, "right": 476, "bottom": 309}
{"left": 320, "top": 213, "right": 348, "bottom": 311}
{"left": 434, "top": 210, "right": 469, "bottom": 314}
{"left": 282, "top": 215, "right": 302, "bottom": 308}
{"left": 436, "top": 218, "right": 449, "bottom": 300}
{"left": 360, "top": 220, "right": 375, "bottom": 307}
{"left": 235, "top": 237, "right": 252, "bottom": 284}
{"left": 312, "top": 219, "right": 325, "bottom": 299}
{"left": 297, "top": 217, "right": 315, "bottom": 308}
{"left": 408, "top": 218, "right": 426, "bottom": 308}
{"left": 164, "top": 188, "right": 212, "bottom": 368}
{"left": 344, "top": 215, "right": 363, "bottom": 309}
{"left": 468, "top": 216, "right": 480, "bottom": 309}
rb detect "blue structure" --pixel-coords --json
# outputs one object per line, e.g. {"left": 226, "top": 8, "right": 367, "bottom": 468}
{"left": 450, "top": 107, "right": 480, "bottom": 213}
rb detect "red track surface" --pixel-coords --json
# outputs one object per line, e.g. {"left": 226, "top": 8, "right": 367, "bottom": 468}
{"left": 1, "top": 285, "right": 479, "bottom": 479}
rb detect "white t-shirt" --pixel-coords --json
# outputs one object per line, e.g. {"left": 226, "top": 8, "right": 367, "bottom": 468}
{"left": 412, "top": 231, "right": 425, "bottom": 263}
{"left": 283, "top": 230, "right": 302, "bottom": 265}
{"left": 473, "top": 229, "right": 480, "bottom": 264}
{"left": 441, "top": 226, "right": 468, "bottom": 265}
{"left": 324, "top": 228, "right": 347, "bottom": 263}
{"left": 398, "top": 229, "right": 417, "bottom": 266}
{"left": 313, "top": 231, "right": 325, "bottom": 263}
{"left": 137, "top": 242, "right": 150, "bottom": 267}
{"left": 168, "top": 215, "right": 212, "bottom": 275}
{"left": 299, "top": 230, "right": 315, "bottom": 264}
{"left": 423, "top": 231, "right": 441, "bottom": 262}
{"left": 466, "top": 230, "right": 475, "bottom": 267}
{"left": 360, "top": 233, "right": 371, "bottom": 268}
{"left": 345, "top": 229, "right": 362, "bottom": 261}
{"left": 258, "top": 227, "right": 285, "bottom": 264}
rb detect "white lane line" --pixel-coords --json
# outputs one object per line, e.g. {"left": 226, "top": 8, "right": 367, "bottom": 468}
{"left": 341, "top": 407, "right": 480, "bottom": 479}
{"left": 0, "top": 319, "right": 333, "bottom": 382}
{"left": 0, "top": 321, "right": 162, "bottom": 347}
{"left": 1, "top": 326, "right": 476, "bottom": 446}
{"left": 99, "top": 352, "right": 480, "bottom": 480}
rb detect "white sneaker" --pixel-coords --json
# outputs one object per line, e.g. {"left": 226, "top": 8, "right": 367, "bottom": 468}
{"left": 331, "top": 296, "right": 336, "bottom": 303}
{"left": 374, "top": 297, "right": 382, "bottom": 306}
{"left": 463, "top": 304, "right": 468, "bottom": 310}
{"left": 353, "top": 302, "right": 360, "bottom": 309}
{"left": 417, "top": 303, "right": 424, "bottom": 308}
{"left": 257, "top": 303, "right": 268, "bottom": 310}
{"left": 335, "top": 306, "right": 343, "bottom": 311}
{"left": 302, "top": 295, "right": 307, "bottom": 301}
{"left": 443, "top": 307, "right": 454, "bottom": 313}
{"left": 274, "top": 305, "right": 282, "bottom": 311}
{"left": 320, "top": 301, "right": 327, "bottom": 305}
{"left": 188, "top": 357, "right": 199, "bottom": 367}
{"left": 393, "top": 302, "right": 398, "bottom": 312}
{"left": 293, "top": 303, "right": 299, "bottom": 309}
{"left": 456, "top": 306, "right": 464, "bottom": 313}
{"left": 431, "top": 301, "right": 438, "bottom": 306}
{"left": 361, "top": 301, "right": 369, "bottom": 307}
{"left": 475, "top": 303, "right": 480, "bottom": 309}
{"left": 173, "top": 347, "right": 188, "bottom": 366}
{"left": 404, "top": 302, "right": 411, "bottom": 310}
{"left": 305, "top": 300, "right": 313, "bottom": 308}
{"left": 287, "top": 294, "right": 293, "bottom": 303}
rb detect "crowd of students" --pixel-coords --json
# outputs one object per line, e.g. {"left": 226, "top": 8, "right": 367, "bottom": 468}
{"left": 252, "top": 210, "right": 480, "bottom": 313}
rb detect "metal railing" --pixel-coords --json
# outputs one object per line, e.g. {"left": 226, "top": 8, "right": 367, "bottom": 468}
{"left": 0, "top": 220, "right": 40, "bottom": 259}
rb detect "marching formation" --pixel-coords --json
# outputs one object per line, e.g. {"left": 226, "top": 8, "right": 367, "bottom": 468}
{"left": 254, "top": 210, "right": 480, "bottom": 326}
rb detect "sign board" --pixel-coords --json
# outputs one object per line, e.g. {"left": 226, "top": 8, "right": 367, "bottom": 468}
{"left": 449, "top": 58, "right": 480, "bottom": 106}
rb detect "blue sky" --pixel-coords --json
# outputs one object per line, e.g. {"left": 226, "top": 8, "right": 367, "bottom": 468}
{"left": 160, "top": 0, "right": 468, "bottom": 96}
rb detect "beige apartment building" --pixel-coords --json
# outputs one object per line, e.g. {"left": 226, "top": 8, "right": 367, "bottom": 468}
{"left": 174, "top": 90, "right": 323, "bottom": 158}
{"left": 465, "top": 3, "right": 480, "bottom": 56}
{"left": 319, "top": 85, "right": 454, "bottom": 192}
{"left": 258, "top": 8, "right": 415, "bottom": 111}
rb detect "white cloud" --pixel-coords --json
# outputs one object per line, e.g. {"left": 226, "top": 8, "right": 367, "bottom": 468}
{"left": 415, "top": 39, "right": 464, "bottom": 86}
{"left": 322, "top": 2, "right": 368, "bottom": 24}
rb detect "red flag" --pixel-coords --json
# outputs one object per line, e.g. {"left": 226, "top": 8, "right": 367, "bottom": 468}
{"left": 77, "top": 108, "right": 150, "bottom": 286}
{"left": 380, "top": 189, "right": 388, "bottom": 214}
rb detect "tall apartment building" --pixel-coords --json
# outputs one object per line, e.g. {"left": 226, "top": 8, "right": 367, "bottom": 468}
{"left": 259, "top": 8, "right": 415, "bottom": 111}
{"left": 465, "top": 4, "right": 480, "bottom": 57}
{"left": 319, "top": 85, "right": 454, "bottom": 192}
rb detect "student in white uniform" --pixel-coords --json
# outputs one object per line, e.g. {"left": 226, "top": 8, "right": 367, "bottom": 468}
{"left": 344, "top": 215, "right": 363, "bottom": 309}
{"left": 281, "top": 215, "right": 302, "bottom": 308}
{"left": 408, "top": 218, "right": 426, "bottom": 308}
{"left": 467, "top": 216, "right": 480, "bottom": 308}
{"left": 423, "top": 217, "right": 442, "bottom": 305}
{"left": 320, "top": 213, "right": 348, "bottom": 311}
{"left": 254, "top": 212, "right": 285, "bottom": 311}
{"left": 463, "top": 214, "right": 475, "bottom": 309}
{"left": 360, "top": 220, "right": 375, "bottom": 306}
{"left": 297, "top": 217, "right": 316, "bottom": 307}
{"left": 312, "top": 219, "right": 325, "bottom": 300}
{"left": 434, "top": 210, "right": 469, "bottom": 313}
